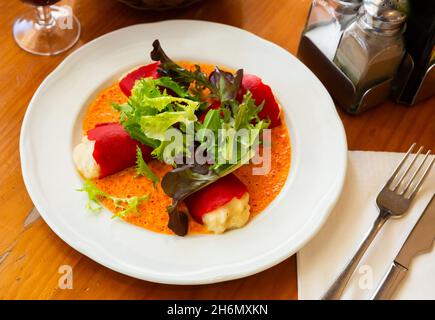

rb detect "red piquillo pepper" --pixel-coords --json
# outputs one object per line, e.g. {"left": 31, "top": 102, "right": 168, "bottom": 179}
{"left": 88, "top": 123, "right": 152, "bottom": 178}
{"left": 184, "top": 174, "right": 248, "bottom": 224}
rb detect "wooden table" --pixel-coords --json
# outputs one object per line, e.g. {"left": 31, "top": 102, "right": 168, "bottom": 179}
{"left": 0, "top": 0, "right": 433, "bottom": 300}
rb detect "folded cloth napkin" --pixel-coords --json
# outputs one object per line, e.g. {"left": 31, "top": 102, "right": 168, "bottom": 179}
{"left": 297, "top": 151, "right": 435, "bottom": 300}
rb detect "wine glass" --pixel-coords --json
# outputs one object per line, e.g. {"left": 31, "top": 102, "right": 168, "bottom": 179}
{"left": 13, "top": 0, "right": 81, "bottom": 56}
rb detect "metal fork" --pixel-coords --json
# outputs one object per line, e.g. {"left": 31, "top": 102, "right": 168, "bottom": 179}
{"left": 322, "top": 143, "right": 434, "bottom": 300}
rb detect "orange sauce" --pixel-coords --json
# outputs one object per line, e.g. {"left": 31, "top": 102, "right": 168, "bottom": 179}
{"left": 83, "top": 84, "right": 126, "bottom": 133}
{"left": 81, "top": 63, "right": 291, "bottom": 235}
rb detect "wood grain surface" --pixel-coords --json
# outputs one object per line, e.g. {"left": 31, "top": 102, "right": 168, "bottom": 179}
{"left": 0, "top": 0, "right": 433, "bottom": 300}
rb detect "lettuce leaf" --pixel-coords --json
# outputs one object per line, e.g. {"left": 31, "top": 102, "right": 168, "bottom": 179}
{"left": 111, "top": 41, "right": 272, "bottom": 235}
{"left": 151, "top": 40, "right": 213, "bottom": 92}
{"left": 112, "top": 93, "right": 160, "bottom": 149}
{"left": 152, "top": 40, "right": 245, "bottom": 104}
{"left": 135, "top": 146, "right": 159, "bottom": 187}
{"left": 139, "top": 100, "right": 198, "bottom": 141}
{"left": 78, "top": 180, "right": 148, "bottom": 219}
{"left": 160, "top": 91, "right": 270, "bottom": 235}
{"left": 114, "top": 77, "right": 200, "bottom": 153}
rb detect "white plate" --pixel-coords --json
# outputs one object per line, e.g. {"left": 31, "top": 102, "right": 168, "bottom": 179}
{"left": 20, "top": 20, "right": 347, "bottom": 285}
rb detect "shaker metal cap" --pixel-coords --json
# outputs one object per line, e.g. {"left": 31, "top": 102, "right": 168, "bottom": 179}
{"left": 362, "top": 0, "right": 407, "bottom": 33}
{"left": 364, "top": 0, "right": 409, "bottom": 16}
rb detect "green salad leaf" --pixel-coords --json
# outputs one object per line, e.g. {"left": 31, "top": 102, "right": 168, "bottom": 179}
{"left": 140, "top": 102, "right": 198, "bottom": 141}
{"left": 194, "top": 92, "right": 270, "bottom": 170}
{"left": 234, "top": 92, "right": 266, "bottom": 130}
{"left": 114, "top": 76, "right": 198, "bottom": 148}
{"left": 135, "top": 146, "right": 159, "bottom": 187}
{"left": 160, "top": 90, "right": 270, "bottom": 235}
{"left": 112, "top": 100, "right": 160, "bottom": 149}
{"left": 78, "top": 180, "right": 148, "bottom": 219}
{"left": 151, "top": 40, "right": 213, "bottom": 92}
{"left": 114, "top": 77, "right": 201, "bottom": 159}
{"left": 109, "top": 41, "right": 273, "bottom": 236}
{"left": 151, "top": 40, "right": 245, "bottom": 103}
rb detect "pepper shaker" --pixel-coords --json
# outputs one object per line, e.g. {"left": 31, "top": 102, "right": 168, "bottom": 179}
{"left": 333, "top": 0, "right": 407, "bottom": 107}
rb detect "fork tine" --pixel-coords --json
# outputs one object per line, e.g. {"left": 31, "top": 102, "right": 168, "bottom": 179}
{"left": 386, "top": 143, "right": 416, "bottom": 188}
{"left": 400, "top": 149, "right": 429, "bottom": 195}
{"left": 393, "top": 145, "right": 423, "bottom": 191}
{"left": 408, "top": 153, "right": 434, "bottom": 199}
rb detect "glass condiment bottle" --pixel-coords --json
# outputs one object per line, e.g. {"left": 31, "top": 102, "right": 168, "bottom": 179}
{"left": 304, "top": 0, "right": 362, "bottom": 60}
{"left": 333, "top": 2, "right": 406, "bottom": 101}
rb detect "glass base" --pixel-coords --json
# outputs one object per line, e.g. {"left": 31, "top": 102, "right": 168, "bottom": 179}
{"left": 13, "top": 5, "right": 81, "bottom": 56}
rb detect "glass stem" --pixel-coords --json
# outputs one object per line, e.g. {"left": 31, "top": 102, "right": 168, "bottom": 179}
{"left": 35, "top": 6, "right": 55, "bottom": 29}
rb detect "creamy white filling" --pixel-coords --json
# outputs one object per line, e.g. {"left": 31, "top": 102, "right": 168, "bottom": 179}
{"left": 202, "top": 193, "right": 250, "bottom": 234}
{"left": 73, "top": 136, "right": 100, "bottom": 179}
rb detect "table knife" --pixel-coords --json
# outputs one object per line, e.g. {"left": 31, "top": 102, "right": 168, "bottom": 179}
{"left": 372, "top": 194, "right": 435, "bottom": 300}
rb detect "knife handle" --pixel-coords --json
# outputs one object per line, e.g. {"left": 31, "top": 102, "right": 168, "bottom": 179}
{"left": 372, "top": 262, "right": 408, "bottom": 300}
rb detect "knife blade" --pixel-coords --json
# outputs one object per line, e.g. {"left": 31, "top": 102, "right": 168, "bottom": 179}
{"left": 372, "top": 194, "right": 435, "bottom": 300}
{"left": 395, "top": 194, "right": 435, "bottom": 269}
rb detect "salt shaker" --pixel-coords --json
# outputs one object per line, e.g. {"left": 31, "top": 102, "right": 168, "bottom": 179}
{"left": 334, "top": 0, "right": 407, "bottom": 100}
{"left": 304, "top": 0, "right": 362, "bottom": 60}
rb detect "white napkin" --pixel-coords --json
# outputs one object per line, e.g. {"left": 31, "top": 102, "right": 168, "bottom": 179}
{"left": 297, "top": 151, "right": 435, "bottom": 300}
